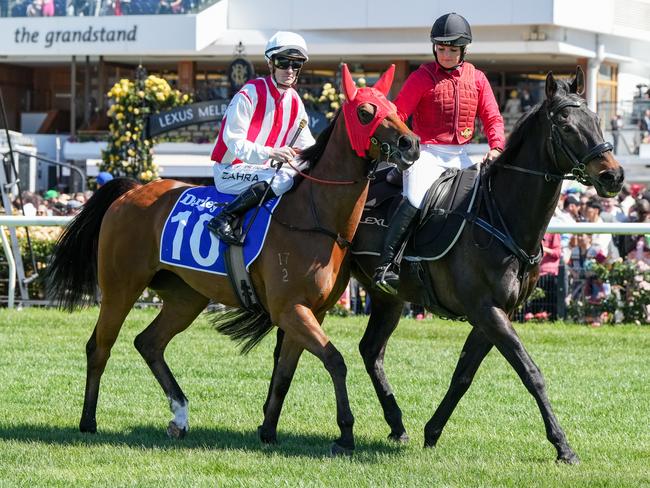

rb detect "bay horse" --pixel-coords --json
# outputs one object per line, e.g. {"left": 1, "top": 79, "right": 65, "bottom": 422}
{"left": 267, "top": 68, "right": 624, "bottom": 463}
{"left": 44, "top": 64, "right": 420, "bottom": 455}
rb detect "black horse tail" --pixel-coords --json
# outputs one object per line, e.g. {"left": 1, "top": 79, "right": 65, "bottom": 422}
{"left": 44, "top": 178, "right": 141, "bottom": 311}
{"left": 209, "top": 307, "right": 274, "bottom": 354}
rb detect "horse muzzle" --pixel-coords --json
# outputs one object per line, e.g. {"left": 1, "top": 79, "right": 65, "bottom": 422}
{"left": 593, "top": 166, "right": 625, "bottom": 198}
{"left": 393, "top": 134, "right": 420, "bottom": 171}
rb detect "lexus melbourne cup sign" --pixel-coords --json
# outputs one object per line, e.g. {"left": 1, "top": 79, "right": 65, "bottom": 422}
{"left": 147, "top": 100, "right": 230, "bottom": 137}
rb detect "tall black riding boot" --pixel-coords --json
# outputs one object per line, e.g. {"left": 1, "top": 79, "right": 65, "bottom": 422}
{"left": 373, "top": 198, "right": 419, "bottom": 294}
{"left": 207, "top": 181, "right": 275, "bottom": 245}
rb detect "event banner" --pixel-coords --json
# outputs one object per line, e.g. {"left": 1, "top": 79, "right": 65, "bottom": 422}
{"left": 147, "top": 100, "right": 231, "bottom": 137}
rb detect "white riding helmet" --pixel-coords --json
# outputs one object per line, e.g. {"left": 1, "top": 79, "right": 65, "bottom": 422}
{"left": 264, "top": 31, "right": 309, "bottom": 62}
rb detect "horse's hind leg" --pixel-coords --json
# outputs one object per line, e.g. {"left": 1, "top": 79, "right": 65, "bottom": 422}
{"left": 468, "top": 306, "right": 578, "bottom": 464}
{"left": 80, "top": 288, "right": 148, "bottom": 433}
{"left": 359, "top": 290, "right": 408, "bottom": 442}
{"left": 262, "top": 328, "right": 285, "bottom": 418}
{"left": 423, "top": 327, "right": 492, "bottom": 447}
{"left": 134, "top": 275, "right": 208, "bottom": 438}
{"left": 258, "top": 333, "right": 303, "bottom": 444}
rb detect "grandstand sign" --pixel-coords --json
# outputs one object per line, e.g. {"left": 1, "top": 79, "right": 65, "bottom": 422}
{"left": 13, "top": 25, "right": 138, "bottom": 49}
{"left": 147, "top": 100, "right": 230, "bottom": 137}
{"left": 1, "top": 14, "right": 213, "bottom": 55}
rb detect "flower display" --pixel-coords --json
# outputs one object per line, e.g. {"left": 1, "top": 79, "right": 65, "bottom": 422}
{"left": 567, "top": 259, "right": 650, "bottom": 325}
{"left": 100, "top": 75, "right": 191, "bottom": 182}
{"left": 300, "top": 78, "right": 362, "bottom": 120}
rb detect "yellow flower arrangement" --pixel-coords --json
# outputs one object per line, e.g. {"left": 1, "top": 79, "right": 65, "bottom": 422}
{"left": 101, "top": 74, "right": 191, "bottom": 182}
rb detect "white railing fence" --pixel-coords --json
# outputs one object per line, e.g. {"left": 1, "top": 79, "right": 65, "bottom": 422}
{"left": 3, "top": 217, "right": 650, "bottom": 309}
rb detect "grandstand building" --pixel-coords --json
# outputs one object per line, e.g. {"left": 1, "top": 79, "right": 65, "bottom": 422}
{"left": 2, "top": 0, "right": 650, "bottom": 187}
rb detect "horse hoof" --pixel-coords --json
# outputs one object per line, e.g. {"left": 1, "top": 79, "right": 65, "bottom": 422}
{"left": 79, "top": 422, "right": 96, "bottom": 434}
{"left": 167, "top": 421, "right": 187, "bottom": 439}
{"left": 387, "top": 431, "right": 409, "bottom": 443}
{"left": 330, "top": 442, "right": 354, "bottom": 457}
{"left": 423, "top": 437, "right": 437, "bottom": 448}
{"left": 257, "top": 425, "right": 277, "bottom": 444}
{"left": 557, "top": 452, "right": 580, "bottom": 465}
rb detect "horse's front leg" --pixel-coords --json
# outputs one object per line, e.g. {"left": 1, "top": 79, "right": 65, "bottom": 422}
{"left": 359, "top": 290, "right": 408, "bottom": 442}
{"left": 471, "top": 305, "right": 579, "bottom": 464}
{"left": 423, "top": 326, "right": 492, "bottom": 447}
{"left": 270, "top": 303, "right": 355, "bottom": 455}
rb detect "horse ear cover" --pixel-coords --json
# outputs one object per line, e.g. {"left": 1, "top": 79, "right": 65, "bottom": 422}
{"left": 373, "top": 64, "right": 395, "bottom": 97}
{"left": 341, "top": 64, "right": 357, "bottom": 101}
{"left": 341, "top": 64, "right": 397, "bottom": 157}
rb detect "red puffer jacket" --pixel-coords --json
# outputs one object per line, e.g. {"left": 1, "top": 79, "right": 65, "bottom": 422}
{"left": 394, "top": 61, "right": 505, "bottom": 150}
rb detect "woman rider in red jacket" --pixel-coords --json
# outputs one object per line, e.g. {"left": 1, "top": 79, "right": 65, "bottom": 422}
{"left": 374, "top": 12, "right": 506, "bottom": 294}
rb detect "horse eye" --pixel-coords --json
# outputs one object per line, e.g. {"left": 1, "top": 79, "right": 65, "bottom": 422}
{"left": 357, "top": 105, "right": 376, "bottom": 125}
{"left": 562, "top": 124, "right": 573, "bottom": 132}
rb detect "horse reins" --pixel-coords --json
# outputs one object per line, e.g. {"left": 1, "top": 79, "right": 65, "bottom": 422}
{"left": 472, "top": 96, "right": 613, "bottom": 274}
{"left": 270, "top": 121, "right": 402, "bottom": 248}
{"left": 284, "top": 135, "right": 395, "bottom": 185}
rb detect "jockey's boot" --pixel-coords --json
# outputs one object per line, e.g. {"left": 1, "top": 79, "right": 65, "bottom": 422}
{"left": 373, "top": 198, "right": 419, "bottom": 294}
{"left": 207, "top": 181, "right": 275, "bottom": 245}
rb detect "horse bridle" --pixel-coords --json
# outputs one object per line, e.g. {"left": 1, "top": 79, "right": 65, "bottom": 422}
{"left": 499, "top": 97, "right": 613, "bottom": 185}
{"left": 284, "top": 118, "right": 405, "bottom": 185}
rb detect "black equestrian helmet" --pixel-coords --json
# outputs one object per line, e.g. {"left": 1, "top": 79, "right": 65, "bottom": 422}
{"left": 430, "top": 13, "right": 472, "bottom": 46}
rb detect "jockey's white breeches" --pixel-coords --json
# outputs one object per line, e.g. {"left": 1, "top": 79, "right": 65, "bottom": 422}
{"left": 213, "top": 160, "right": 306, "bottom": 195}
{"left": 402, "top": 144, "right": 474, "bottom": 209}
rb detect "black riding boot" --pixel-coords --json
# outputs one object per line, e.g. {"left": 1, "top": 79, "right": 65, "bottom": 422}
{"left": 207, "top": 181, "right": 275, "bottom": 245}
{"left": 373, "top": 198, "right": 419, "bottom": 294}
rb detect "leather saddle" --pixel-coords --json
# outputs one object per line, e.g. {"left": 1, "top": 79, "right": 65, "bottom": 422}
{"left": 352, "top": 164, "right": 480, "bottom": 260}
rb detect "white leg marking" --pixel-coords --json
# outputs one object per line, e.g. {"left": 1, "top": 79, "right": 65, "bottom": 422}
{"left": 169, "top": 398, "right": 189, "bottom": 432}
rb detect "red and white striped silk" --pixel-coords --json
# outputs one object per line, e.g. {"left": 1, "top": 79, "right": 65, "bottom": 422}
{"left": 211, "top": 76, "right": 314, "bottom": 166}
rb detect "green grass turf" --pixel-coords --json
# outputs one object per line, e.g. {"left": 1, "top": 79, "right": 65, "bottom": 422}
{"left": 0, "top": 308, "right": 648, "bottom": 487}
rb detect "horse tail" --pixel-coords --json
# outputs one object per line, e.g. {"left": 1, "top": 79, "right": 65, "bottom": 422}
{"left": 209, "top": 307, "right": 274, "bottom": 354}
{"left": 44, "top": 178, "right": 141, "bottom": 311}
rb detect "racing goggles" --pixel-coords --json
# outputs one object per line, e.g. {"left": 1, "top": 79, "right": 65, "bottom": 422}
{"left": 273, "top": 57, "right": 304, "bottom": 70}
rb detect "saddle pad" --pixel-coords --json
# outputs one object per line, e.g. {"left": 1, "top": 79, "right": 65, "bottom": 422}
{"left": 351, "top": 168, "right": 401, "bottom": 257}
{"left": 160, "top": 186, "right": 281, "bottom": 275}
{"left": 405, "top": 164, "right": 480, "bottom": 260}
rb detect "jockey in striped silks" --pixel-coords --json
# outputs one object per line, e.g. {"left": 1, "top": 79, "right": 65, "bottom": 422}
{"left": 207, "top": 31, "right": 315, "bottom": 245}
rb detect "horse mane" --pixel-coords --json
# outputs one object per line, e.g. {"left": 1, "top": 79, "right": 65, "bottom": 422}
{"left": 299, "top": 110, "right": 341, "bottom": 167}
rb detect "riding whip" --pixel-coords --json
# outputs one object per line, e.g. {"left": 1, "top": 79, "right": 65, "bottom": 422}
{"left": 238, "top": 119, "right": 308, "bottom": 244}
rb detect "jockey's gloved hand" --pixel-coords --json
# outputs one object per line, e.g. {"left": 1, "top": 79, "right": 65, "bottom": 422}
{"left": 483, "top": 147, "right": 503, "bottom": 163}
{"left": 269, "top": 146, "right": 297, "bottom": 165}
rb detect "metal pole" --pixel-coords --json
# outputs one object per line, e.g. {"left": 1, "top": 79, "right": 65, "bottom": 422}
{"left": 0, "top": 87, "right": 29, "bottom": 300}
{"left": 70, "top": 55, "right": 77, "bottom": 138}
{"left": 0, "top": 225, "right": 15, "bottom": 308}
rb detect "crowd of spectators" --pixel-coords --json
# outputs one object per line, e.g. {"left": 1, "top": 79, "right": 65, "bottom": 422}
{"left": 5, "top": 169, "right": 650, "bottom": 324}
{"left": 3, "top": 0, "right": 205, "bottom": 16}
{"left": 521, "top": 182, "right": 650, "bottom": 325}
{"left": 9, "top": 171, "right": 112, "bottom": 217}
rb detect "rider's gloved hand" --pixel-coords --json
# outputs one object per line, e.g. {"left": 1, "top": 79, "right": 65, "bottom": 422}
{"left": 268, "top": 146, "right": 297, "bottom": 165}
{"left": 483, "top": 147, "right": 503, "bottom": 163}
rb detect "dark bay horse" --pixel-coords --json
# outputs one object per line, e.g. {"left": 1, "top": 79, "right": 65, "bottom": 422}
{"left": 44, "top": 64, "right": 419, "bottom": 454}
{"left": 269, "top": 68, "right": 624, "bottom": 462}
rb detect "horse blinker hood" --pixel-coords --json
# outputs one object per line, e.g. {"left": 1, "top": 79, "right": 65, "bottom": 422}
{"left": 341, "top": 64, "right": 396, "bottom": 157}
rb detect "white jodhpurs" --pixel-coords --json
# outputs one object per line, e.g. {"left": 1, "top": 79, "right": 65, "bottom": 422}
{"left": 213, "top": 160, "right": 307, "bottom": 196}
{"left": 402, "top": 144, "right": 474, "bottom": 209}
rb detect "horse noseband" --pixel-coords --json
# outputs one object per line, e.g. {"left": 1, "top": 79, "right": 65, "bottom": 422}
{"left": 546, "top": 98, "right": 613, "bottom": 185}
